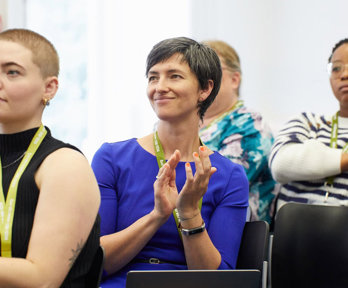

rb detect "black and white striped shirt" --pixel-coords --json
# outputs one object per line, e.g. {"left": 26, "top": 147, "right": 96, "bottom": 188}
{"left": 270, "top": 112, "right": 348, "bottom": 209}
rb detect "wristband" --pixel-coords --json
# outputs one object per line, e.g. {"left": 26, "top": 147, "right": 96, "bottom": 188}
{"left": 178, "top": 211, "right": 200, "bottom": 222}
{"left": 179, "top": 221, "right": 206, "bottom": 236}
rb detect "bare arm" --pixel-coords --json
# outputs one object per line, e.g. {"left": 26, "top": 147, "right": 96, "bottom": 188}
{"left": 101, "top": 211, "right": 167, "bottom": 274}
{"left": 180, "top": 217, "right": 221, "bottom": 269}
{"left": 0, "top": 148, "right": 100, "bottom": 288}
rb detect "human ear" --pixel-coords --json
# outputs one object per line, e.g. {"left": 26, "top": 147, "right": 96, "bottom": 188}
{"left": 43, "top": 76, "right": 59, "bottom": 102}
{"left": 231, "top": 71, "right": 241, "bottom": 90}
{"left": 199, "top": 79, "right": 214, "bottom": 101}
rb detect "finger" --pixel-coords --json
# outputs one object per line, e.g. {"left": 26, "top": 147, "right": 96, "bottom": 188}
{"left": 163, "top": 162, "right": 177, "bottom": 188}
{"left": 155, "top": 164, "right": 167, "bottom": 182}
{"left": 210, "top": 167, "right": 217, "bottom": 178}
{"left": 169, "top": 168, "right": 176, "bottom": 187}
{"left": 199, "top": 146, "right": 212, "bottom": 174}
{"left": 192, "top": 151, "right": 204, "bottom": 178}
{"left": 167, "top": 149, "right": 181, "bottom": 169}
{"left": 185, "top": 162, "right": 194, "bottom": 182}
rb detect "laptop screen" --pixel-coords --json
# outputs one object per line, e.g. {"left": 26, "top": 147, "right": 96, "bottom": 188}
{"left": 126, "top": 269, "right": 261, "bottom": 288}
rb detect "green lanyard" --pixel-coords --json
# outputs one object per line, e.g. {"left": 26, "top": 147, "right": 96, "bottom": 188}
{"left": 323, "top": 112, "right": 348, "bottom": 202}
{"left": 327, "top": 112, "right": 348, "bottom": 186}
{"left": 0, "top": 125, "right": 47, "bottom": 257}
{"left": 153, "top": 131, "right": 202, "bottom": 240}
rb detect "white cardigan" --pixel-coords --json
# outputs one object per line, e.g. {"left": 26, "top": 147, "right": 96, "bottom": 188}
{"left": 270, "top": 111, "right": 348, "bottom": 208}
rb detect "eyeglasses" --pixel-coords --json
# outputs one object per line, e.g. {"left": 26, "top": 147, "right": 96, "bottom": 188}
{"left": 327, "top": 61, "right": 348, "bottom": 79}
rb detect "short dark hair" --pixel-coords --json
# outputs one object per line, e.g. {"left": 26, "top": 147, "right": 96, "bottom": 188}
{"left": 328, "top": 38, "right": 348, "bottom": 63}
{"left": 146, "top": 37, "right": 222, "bottom": 121}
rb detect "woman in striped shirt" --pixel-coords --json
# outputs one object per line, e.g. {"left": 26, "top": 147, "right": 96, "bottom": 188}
{"left": 270, "top": 38, "right": 348, "bottom": 210}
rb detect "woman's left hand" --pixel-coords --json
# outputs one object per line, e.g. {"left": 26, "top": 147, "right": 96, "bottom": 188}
{"left": 176, "top": 146, "right": 217, "bottom": 218}
{"left": 153, "top": 150, "right": 181, "bottom": 220}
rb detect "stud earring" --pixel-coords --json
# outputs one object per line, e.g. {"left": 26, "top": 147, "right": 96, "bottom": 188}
{"left": 42, "top": 98, "right": 50, "bottom": 106}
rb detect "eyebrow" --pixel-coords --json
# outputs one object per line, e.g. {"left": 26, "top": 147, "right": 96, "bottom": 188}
{"left": 1, "top": 61, "right": 25, "bottom": 70}
{"left": 147, "top": 68, "right": 185, "bottom": 76}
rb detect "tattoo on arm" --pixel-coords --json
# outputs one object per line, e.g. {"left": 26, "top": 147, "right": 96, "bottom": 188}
{"left": 69, "top": 239, "right": 85, "bottom": 268}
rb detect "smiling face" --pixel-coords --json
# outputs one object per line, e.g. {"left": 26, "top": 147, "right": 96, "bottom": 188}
{"left": 147, "top": 53, "right": 211, "bottom": 124}
{"left": 0, "top": 40, "right": 53, "bottom": 132}
{"left": 330, "top": 43, "right": 348, "bottom": 114}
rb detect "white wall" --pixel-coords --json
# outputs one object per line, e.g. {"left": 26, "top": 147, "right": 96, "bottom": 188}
{"left": 84, "top": 0, "right": 192, "bottom": 158}
{"left": 190, "top": 0, "right": 348, "bottom": 134}
{"left": 3, "top": 0, "right": 348, "bottom": 158}
{"left": 0, "top": 0, "right": 8, "bottom": 30}
{"left": 0, "top": 0, "right": 26, "bottom": 30}
{"left": 87, "top": 0, "right": 348, "bottom": 149}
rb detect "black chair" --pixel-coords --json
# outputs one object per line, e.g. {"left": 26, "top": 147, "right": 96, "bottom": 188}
{"left": 271, "top": 202, "right": 348, "bottom": 288}
{"left": 86, "top": 245, "right": 105, "bottom": 288}
{"left": 236, "top": 221, "right": 270, "bottom": 288}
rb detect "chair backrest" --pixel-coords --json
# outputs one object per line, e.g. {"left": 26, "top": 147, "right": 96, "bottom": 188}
{"left": 86, "top": 245, "right": 105, "bottom": 288}
{"left": 236, "top": 221, "right": 269, "bottom": 271}
{"left": 236, "top": 221, "right": 269, "bottom": 288}
{"left": 271, "top": 202, "right": 348, "bottom": 288}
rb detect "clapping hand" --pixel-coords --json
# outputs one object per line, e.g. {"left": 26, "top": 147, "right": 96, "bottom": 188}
{"left": 153, "top": 150, "right": 181, "bottom": 220}
{"left": 176, "top": 146, "right": 217, "bottom": 219}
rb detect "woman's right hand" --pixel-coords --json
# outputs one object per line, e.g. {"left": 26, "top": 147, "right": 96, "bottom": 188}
{"left": 153, "top": 150, "right": 181, "bottom": 221}
{"left": 176, "top": 146, "right": 217, "bottom": 219}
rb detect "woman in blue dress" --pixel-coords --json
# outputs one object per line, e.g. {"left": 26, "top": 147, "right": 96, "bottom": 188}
{"left": 92, "top": 37, "right": 249, "bottom": 288}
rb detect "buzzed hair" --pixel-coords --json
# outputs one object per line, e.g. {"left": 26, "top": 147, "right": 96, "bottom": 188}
{"left": 0, "top": 28, "right": 59, "bottom": 78}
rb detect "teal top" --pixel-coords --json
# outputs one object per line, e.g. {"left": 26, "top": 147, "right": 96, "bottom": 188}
{"left": 200, "top": 102, "right": 277, "bottom": 222}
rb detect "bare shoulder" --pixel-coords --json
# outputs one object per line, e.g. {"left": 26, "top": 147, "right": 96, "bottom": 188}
{"left": 35, "top": 147, "right": 100, "bottom": 202}
{"left": 39, "top": 147, "right": 90, "bottom": 172}
{"left": 46, "top": 147, "right": 87, "bottom": 162}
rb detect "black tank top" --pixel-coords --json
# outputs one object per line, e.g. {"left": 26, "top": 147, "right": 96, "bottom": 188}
{"left": 0, "top": 127, "right": 100, "bottom": 287}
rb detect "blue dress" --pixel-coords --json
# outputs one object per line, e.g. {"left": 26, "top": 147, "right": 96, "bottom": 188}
{"left": 92, "top": 138, "right": 249, "bottom": 288}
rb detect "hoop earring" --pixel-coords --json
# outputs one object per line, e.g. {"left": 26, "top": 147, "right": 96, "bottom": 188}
{"left": 42, "top": 98, "right": 50, "bottom": 106}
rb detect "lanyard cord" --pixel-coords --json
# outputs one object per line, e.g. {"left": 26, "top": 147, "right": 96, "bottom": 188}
{"left": 324, "top": 113, "right": 348, "bottom": 201}
{"left": 153, "top": 131, "right": 202, "bottom": 240}
{"left": 327, "top": 112, "right": 348, "bottom": 185}
{"left": 0, "top": 125, "right": 47, "bottom": 257}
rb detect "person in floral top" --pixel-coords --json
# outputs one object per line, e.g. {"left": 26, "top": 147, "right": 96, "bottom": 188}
{"left": 200, "top": 40, "right": 277, "bottom": 222}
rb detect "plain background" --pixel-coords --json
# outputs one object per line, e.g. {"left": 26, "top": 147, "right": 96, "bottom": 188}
{"left": 1, "top": 0, "right": 347, "bottom": 160}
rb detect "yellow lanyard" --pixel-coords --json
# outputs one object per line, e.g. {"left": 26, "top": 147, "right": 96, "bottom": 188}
{"left": 326, "top": 112, "right": 348, "bottom": 186}
{"left": 323, "top": 113, "right": 348, "bottom": 202}
{"left": 0, "top": 125, "right": 47, "bottom": 257}
{"left": 153, "top": 131, "right": 202, "bottom": 240}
